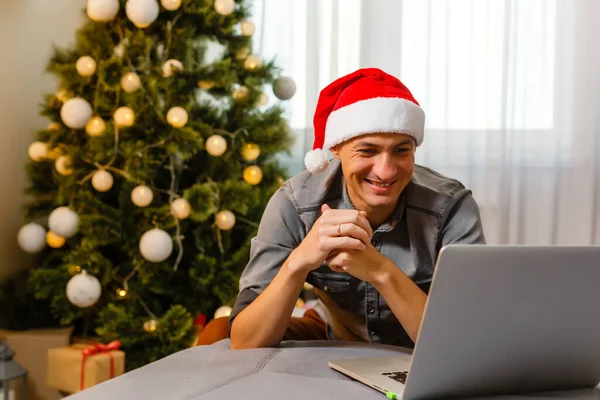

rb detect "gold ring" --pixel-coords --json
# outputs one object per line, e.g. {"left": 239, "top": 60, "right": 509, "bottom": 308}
{"left": 336, "top": 224, "right": 342, "bottom": 237}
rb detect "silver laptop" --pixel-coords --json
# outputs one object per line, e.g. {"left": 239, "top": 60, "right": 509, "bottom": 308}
{"left": 329, "top": 245, "right": 600, "bottom": 399}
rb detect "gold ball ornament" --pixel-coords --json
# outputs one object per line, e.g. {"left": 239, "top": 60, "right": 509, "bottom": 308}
{"left": 241, "top": 20, "right": 255, "bottom": 36}
{"left": 46, "top": 231, "right": 66, "bottom": 249}
{"left": 244, "top": 54, "right": 263, "bottom": 70}
{"left": 197, "top": 80, "right": 215, "bottom": 90}
{"left": 170, "top": 198, "right": 191, "bottom": 220}
{"left": 28, "top": 142, "right": 48, "bottom": 161}
{"left": 241, "top": 143, "right": 260, "bottom": 161}
{"left": 121, "top": 72, "right": 141, "bottom": 93}
{"left": 114, "top": 106, "right": 135, "bottom": 127}
{"left": 214, "top": 0, "right": 235, "bottom": 16}
{"left": 166, "top": 106, "right": 188, "bottom": 128}
{"left": 162, "top": 59, "right": 183, "bottom": 77}
{"left": 92, "top": 170, "right": 114, "bottom": 192}
{"left": 55, "top": 156, "right": 74, "bottom": 176}
{"left": 235, "top": 47, "right": 250, "bottom": 60}
{"left": 161, "top": 0, "right": 181, "bottom": 10}
{"left": 243, "top": 165, "right": 263, "bottom": 185}
{"left": 85, "top": 116, "right": 106, "bottom": 137}
{"left": 76, "top": 56, "right": 97, "bottom": 77}
{"left": 215, "top": 210, "right": 236, "bottom": 231}
{"left": 232, "top": 86, "right": 250, "bottom": 102}
{"left": 205, "top": 135, "right": 227, "bottom": 156}
{"left": 144, "top": 319, "right": 158, "bottom": 332}
{"left": 131, "top": 185, "right": 153, "bottom": 207}
{"left": 47, "top": 122, "right": 61, "bottom": 131}
{"left": 68, "top": 265, "right": 82, "bottom": 275}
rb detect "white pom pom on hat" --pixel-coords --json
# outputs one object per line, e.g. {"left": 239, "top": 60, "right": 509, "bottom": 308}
{"left": 305, "top": 68, "right": 425, "bottom": 174}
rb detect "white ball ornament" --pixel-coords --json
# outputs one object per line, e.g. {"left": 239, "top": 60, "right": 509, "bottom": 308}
{"left": 131, "top": 185, "right": 153, "bottom": 207}
{"left": 87, "top": 0, "right": 120, "bottom": 22}
{"left": 91, "top": 170, "right": 114, "bottom": 192}
{"left": 28, "top": 142, "right": 48, "bottom": 161}
{"left": 240, "top": 20, "right": 255, "bottom": 36}
{"left": 170, "top": 198, "right": 191, "bottom": 220}
{"left": 161, "top": 0, "right": 181, "bottom": 10}
{"left": 304, "top": 149, "right": 329, "bottom": 174}
{"left": 48, "top": 207, "right": 80, "bottom": 239}
{"left": 139, "top": 228, "right": 173, "bottom": 262}
{"left": 215, "top": 210, "right": 235, "bottom": 231}
{"left": 55, "top": 156, "right": 74, "bottom": 176}
{"left": 66, "top": 270, "right": 102, "bottom": 308}
{"left": 166, "top": 106, "right": 188, "bottom": 128}
{"left": 214, "top": 0, "right": 235, "bottom": 16}
{"left": 121, "top": 72, "right": 141, "bottom": 93}
{"left": 126, "top": 0, "right": 160, "bottom": 28}
{"left": 214, "top": 305, "right": 232, "bottom": 319}
{"left": 60, "top": 98, "right": 93, "bottom": 129}
{"left": 162, "top": 59, "right": 183, "bottom": 77}
{"left": 17, "top": 223, "right": 47, "bottom": 253}
{"left": 76, "top": 56, "right": 97, "bottom": 77}
{"left": 114, "top": 106, "right": 135, "bottom": 127}
{"left": 85, "top": 116, "right": 106, "bottom": 137}
{"left": 273, "top": 76, "right": 297, "bottom": 100}
{"left": 205, "top": 135, "right": 227, "bottom": 156}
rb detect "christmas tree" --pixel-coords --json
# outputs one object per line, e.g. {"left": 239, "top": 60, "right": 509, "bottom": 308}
{"left": 15, "top": 0, "right": 295, "bottom": 370}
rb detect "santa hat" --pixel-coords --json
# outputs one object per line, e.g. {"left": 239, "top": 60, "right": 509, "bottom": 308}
{"left": 304, "top": 68, "right": 425, "bottom": 174}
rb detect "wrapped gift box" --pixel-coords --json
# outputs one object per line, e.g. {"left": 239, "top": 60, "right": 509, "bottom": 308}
{"left": 46, "top": 342, "right": 125, "bottom": 394}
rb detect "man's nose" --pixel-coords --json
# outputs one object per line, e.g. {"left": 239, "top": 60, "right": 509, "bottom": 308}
{"left": 372, "top": 153, "right": 397, "bottom": 181}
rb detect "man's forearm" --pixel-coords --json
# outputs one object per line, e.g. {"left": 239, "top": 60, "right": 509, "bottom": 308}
{"left": 372, "top": 261, "right": 428, "bottom": 344}
{"left": 230, "top": 252, "right": 308, "bottom": 349}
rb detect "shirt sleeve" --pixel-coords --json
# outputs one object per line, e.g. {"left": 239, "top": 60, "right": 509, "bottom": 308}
{"left": 228, "top": 185, "right": 305, "bottom": 333}
{"left": 440, "top": 191, "right": 486, "bottom": 247}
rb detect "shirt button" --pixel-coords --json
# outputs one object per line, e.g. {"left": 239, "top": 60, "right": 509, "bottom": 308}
{"left": 323, "top": 285, "right": 329, "bottom": 292}
{"left": 368, "top": 307, "right": 375, "bottom": 314}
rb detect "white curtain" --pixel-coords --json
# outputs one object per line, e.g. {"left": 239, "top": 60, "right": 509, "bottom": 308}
{"left": 252, "top": 0, "right": 600, "bottom": 245}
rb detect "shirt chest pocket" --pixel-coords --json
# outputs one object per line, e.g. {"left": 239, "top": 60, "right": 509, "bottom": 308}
{"left": 306, "top": 268, "right": 352, "bottom": 309}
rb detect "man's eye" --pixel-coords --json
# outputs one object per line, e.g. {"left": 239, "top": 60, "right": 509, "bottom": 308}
{"left": 396, "top": 148, "right": 410, "bottom": 153}
{"left": 357, "top": 149, "right": 375, "bottom": 154}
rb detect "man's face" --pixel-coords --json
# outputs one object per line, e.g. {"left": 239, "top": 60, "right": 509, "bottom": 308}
{"left": 331, "top": 132, "right": 416, "bottom": 214}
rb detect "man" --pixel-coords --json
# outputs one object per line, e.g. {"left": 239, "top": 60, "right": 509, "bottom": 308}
{"left": 227, "top": 68, "right": 485, "bottom": 349}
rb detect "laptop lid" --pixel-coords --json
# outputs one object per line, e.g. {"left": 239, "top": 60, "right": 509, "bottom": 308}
{"left": 403, "top": 245, "right": 600, "bottom": 400}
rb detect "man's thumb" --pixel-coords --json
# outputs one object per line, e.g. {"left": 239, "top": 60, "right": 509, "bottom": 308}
{"left": 321, "top": 204, "right": 331, "bottom": 212}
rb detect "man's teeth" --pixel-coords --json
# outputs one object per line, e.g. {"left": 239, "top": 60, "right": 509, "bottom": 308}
{"left": 367, "top": 180, "right": 392, "bottom": 187}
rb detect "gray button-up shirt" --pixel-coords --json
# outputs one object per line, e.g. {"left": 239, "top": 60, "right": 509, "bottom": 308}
{"left": 230, "top": 159, "right": 486, "bottom": 348}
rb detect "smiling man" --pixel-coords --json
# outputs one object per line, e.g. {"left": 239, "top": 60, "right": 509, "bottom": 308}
{"left": 228, "top": 68, "right": 486, "bottom": 350}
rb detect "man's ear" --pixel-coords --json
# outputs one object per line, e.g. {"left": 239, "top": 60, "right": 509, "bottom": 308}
{"left": 330, "top": 145, "right": 341, "bottom": 159}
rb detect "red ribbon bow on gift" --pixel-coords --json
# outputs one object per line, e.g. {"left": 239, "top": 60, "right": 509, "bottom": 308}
{"left": 80, "top": 340, "right": 121, "bottom": 391}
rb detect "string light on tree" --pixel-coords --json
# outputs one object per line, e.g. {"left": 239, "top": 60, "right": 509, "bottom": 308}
{"left": 114, "top": 106, "right": 135, "bottom": 127}
{"left": 215, "top": 210, "right": 235, "bottom": 231}
{"left": 28, "top": 141, "right": 48, "bottom": 161}
{"left": 214, "top": 0, "right": 235, "bottom": 16}
{"left": 92, "top": 170, "right": 114, "bottom": 192}
{"left": 166, "top": 106, "right": 188, "bottom": 128}
{"left": 244, "top": 54, "right": 263, "bottom": 71}
{"left": 116, "top": 288, "right": 128, "bottom": 299}
{"left": 161, "top": 0, "right": 181, "bottom": 10}
{"left": 241, "top": 143, "right": 260, "bottom": 161}
{"left": 214, "top": 305, "right": 232, "bottom": 319}
{"left": 240, "top": 20, "right": 255, "bottom": 36}
{"left": 68, "top": 265, "right": 82, "bottom": 276}
{"left": 66, "top": 269, "right": 102, "bottom": 308}
{"left": 55, "top": 155, "right": 74, "bottom": 176}
{"left": 205, "top": 135, "right": 227, "bottom": 156}
{"left": 162, "top": 59, "right": 183, "bottom": 77}
{"left": 273, "top": 76, "right": 297, "bottom": 100}
{"left": 139, "top": 228, "right": 173, "bottom": 262}
{"left": 60, "top": 97, "right": 93, "bottom": 129}
{"left": 85, "top": 116, "right": 106, "bottom": 137}
{"left": 243, "top": 165, "right": 263, "bottom": 185}
{"left": 46, "top": 231, "right": 66, "bottom": 248}
{"left": 197, "top": 80, "right": 215, "bottom": 90}
{"left": 76, "top": 56, "right": 97, "bottom": 77}
{"left": 87, "top": 0, "right": 120, "bottom": 22}
{"left": 143, "top": 319, "right": 158, "bottom": 332}
{"left": 232, "top": 86, "right": 250, "bottom": 102}
{"left": 49, "top": 207, "right": 80, "bottom": 239}
{"left": 113, "top": 40, "right": 127, "bottom": 58}
{"left": 121, "top": 72, "right": 141, "bottom": 93}
{"left": 17, "top": 223, "right": 47, "bottom": 253}
{"left": 170, "top": 198, "right": 191, "bottom": 220}
{"left": 126, "top": 0, "right": 160, "bottom": 28}
{"left": 131, "top": 185, "right": 153, "bottom": 207}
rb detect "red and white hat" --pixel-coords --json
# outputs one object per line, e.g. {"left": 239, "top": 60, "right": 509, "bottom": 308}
{"left": 304, "top": 68, "right": 425, "bottom": 174}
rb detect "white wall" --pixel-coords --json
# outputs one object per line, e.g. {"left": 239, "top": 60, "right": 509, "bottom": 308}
{"left": 0, "top": 1, "right": 86, "bottom": 280}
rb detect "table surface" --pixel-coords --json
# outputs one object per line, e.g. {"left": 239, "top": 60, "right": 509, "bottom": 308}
{"left": 65, "top": 340, "right": 600, "bottom": 400}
